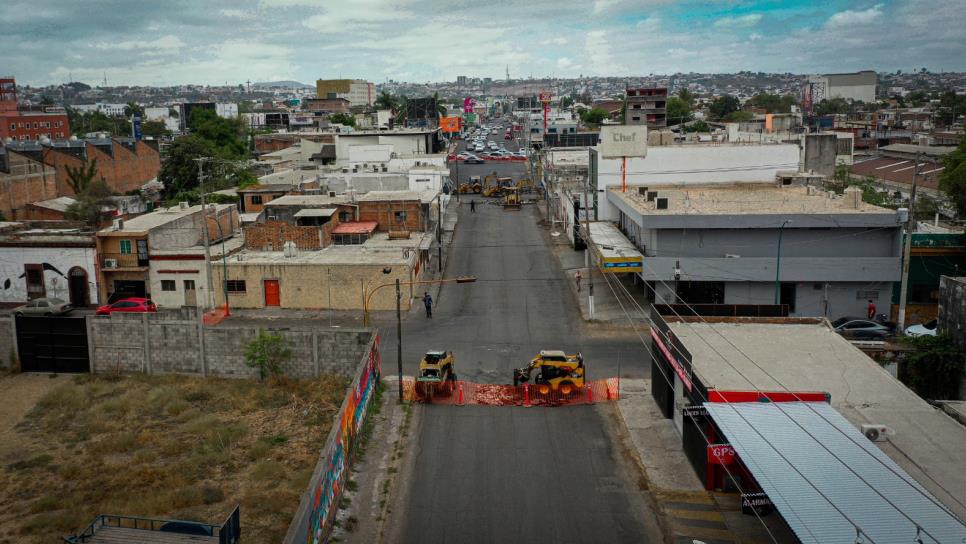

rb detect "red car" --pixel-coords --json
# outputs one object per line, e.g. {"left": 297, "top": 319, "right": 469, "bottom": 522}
{"left": 96, "top": 297, "right": 158, "bottom": 315}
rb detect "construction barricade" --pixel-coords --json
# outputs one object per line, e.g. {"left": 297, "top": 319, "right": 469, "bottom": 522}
{"left": 403, "top": 378, "right": 620, "bottom": 406}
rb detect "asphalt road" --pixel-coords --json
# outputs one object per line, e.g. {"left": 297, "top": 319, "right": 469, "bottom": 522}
{"left": 387, "top": 155, "right": 657, "bottom": 543}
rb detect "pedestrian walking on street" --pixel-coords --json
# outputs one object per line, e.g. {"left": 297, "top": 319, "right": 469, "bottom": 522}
{"left": 470, "top": 199, "right": 476, "bottom": 212}
{"left": 575, "top": 270, "right": 582, "bottom": 293}
{"left": 423, "top": 292, "right": 433, "bottom": 318}
{"left": 867, "top": 299, "right": 876, "bottom": 319}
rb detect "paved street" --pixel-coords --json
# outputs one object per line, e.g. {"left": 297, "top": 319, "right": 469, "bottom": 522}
{"left": 384, "top": 147, "right": 659, "bottom": 543}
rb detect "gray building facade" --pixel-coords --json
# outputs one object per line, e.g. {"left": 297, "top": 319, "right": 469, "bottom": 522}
{"left": 608, "top": 183, "right": 903, "bottom": 318}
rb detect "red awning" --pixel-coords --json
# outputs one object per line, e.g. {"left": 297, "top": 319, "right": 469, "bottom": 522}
{"left": 332, "top": 221, "right": 377, "bottom": 234}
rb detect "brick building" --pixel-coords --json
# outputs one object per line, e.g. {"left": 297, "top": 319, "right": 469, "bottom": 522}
{"left": 356, "top": 191, "right": 429, "bottom": 233}
{"left": 41, "top": 137, "right": 160, "bottom": 196}
{"left": 625, "top": 87, "right": 668, "bottom": 128}
{"left": 0, "top": 77, "right": 71, "bottom": 142}
{"left": 0, "top": 148, "right": 58, "bottom": 219}
{"left": 244, "top": 195, "right": 357, "bottom": 251}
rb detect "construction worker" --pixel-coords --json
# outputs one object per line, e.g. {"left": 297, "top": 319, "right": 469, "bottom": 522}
{"left": 423, "top": 292, "right": 433, "bottom": 318}
{"left": 470, "top": 199, "right": 476, "bottom": 212}
{"left": 575, "top": 270, "right": 582, "bottom": 292}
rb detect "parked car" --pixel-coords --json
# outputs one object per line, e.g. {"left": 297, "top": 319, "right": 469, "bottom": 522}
{"left": 465, "top": 157, "right": 485, "bottom": 164}
{"left": 13, "top": 297, "right": 73, "bottom": 316}
{"left": 96, "top": 297, "right": 158, "bottom": 315}
{"left": 831, "top": 316, "right": 892, "bottom": 339}
{"left": 904, "top": 319, "right": 938, "bottom": 337}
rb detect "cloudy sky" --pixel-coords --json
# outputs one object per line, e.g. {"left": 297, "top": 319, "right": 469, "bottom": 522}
{"left": 2, "top": 0, "right": 963, "bottom": 87}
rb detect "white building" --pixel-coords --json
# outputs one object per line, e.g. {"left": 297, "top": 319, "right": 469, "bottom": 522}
{"left": 592, "top": 143, "right": 802, "bottom": 221}
{"left": 216, "top": 103, "right": 239, "bottom": 119}
{"left": 807, "top": 71, "right": 877, "bottom": 104}
{"left": 0, "top": 225, "right": 98, "bottom": 306}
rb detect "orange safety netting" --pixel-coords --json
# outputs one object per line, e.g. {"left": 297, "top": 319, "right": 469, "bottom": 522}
{"left": 403, "top": 378, "right": 620, "bottom": 406}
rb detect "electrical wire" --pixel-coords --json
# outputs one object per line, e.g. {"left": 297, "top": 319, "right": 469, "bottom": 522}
{"left": 635, "top": 259, "right": 958, "bottom": 542}
{"left": 578, "top": 219, "right": 956, "bottom": 541}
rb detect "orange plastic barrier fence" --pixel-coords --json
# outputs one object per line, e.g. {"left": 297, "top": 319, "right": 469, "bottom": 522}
{"left": 404, "top": 378, "right": 620, "bottom": 406}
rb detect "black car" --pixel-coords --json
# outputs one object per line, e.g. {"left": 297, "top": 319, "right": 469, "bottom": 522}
{"left": 831, "top": 316, "right": 892, "bottom": 339}
{"left": 465, "top": 157, "right": 485, "bottom": 164}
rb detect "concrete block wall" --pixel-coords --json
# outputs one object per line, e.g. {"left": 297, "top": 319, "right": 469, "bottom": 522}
{"left": 87, "top": 312, "right": 372, "bottom": 379}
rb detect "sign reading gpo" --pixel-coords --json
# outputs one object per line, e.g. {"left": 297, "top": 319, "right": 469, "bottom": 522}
{"left": 599, "top": 125, "right": 647, "bottom": 159}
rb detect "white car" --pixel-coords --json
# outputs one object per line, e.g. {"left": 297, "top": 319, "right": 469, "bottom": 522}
{"left": 904, "top": 319, "right": 938, "bottom": 337}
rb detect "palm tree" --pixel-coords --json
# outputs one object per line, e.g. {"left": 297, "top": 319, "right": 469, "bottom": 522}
{"left": 432, "top": 92, "right": 447, "bottom": 118}
{"left": 124, "top": 101, "right": 144, "bottom": 118}
{"left": 395, "top": 95, "right": 409, "bottom": 124}
{"left": 374, "top": 91, "right": 398, "bottom": 112}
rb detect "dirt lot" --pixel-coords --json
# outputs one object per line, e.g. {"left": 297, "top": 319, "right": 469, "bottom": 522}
{"left": 0, "top": 372, "right": 348, "bottom": 544}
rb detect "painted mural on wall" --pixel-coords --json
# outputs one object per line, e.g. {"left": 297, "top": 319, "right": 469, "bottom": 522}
{"left": 307, "top": 336, "right": 381, "bottom": 544}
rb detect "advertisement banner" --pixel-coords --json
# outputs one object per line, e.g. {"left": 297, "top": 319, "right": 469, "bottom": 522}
{"left": 463, "top": 97, "right": 474, "bottom": 113}
{"left": 707, "top": 444, "right": 736, "bottom": 466}
{"left": 440, "top": 116, "right": 461, "bottom": 133}
{"left": 132, "top": 114, "right": 142, "bottom": 140}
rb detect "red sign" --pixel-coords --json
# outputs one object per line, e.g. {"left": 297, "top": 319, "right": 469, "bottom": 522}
{"left": 538, "top": 91, "right": 552, "bottom": 104}
{"left": 650, "top": 328, "right": 693, "bottom": 392}
{"left": 463, "top": 97, "right": 474, "bottom": 113}
{"left": 707, "top": 444, "right": 736, "bottom": 466}
{"left": 708, "top": 390, "right": 830, "bottom": 403}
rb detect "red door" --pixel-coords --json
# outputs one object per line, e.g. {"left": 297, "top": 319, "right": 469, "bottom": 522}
{"left": 263, "top": 280, "right": 280, "bottom": 307}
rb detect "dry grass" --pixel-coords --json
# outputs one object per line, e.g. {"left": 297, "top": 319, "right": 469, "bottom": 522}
{"left": 0, "top": 373, "right": 349, "bottom": 544}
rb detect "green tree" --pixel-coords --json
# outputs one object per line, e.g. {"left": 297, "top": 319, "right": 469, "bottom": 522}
{"left": 65, "top": 180, "right": 114, "bottom": 228}
{"left": 244, "top": 329, "right": 292, "bottom": 380}
{"left": 723, "top": 110, "right": 754, "bottom": 122}
{"left": 906, "top": 91, "right": 929, "bottom": 107}
{"left": 745, "top": 93, "right": 796, "bottom": 113}
{"left": 677, "top": 88, "right": 695, "bottom": 107}
{"left": 683, "top": 120, "right": 710, "bottom": 133}
{"left": 666, "top": 96, "right": 693, "bottom": 125}
{"left": 937, "top": 90, "right": 965, "bottom": 126}
{"left": 898, "top": 335, "right": 963, "bottom": 400}
{"left": 40, "top": 94, "right": 55, "bottom": 106}
{"left": 559, "top": 96, "right": 574, "bottom": 110}
{"left": 939, "top": 135, "right": 966, "bottom": 215}
{"left": 813, "top": 97, "right": 853, "bottom": 116}
{"left": 432, "top": 92, "right": 447, "bottom": 117}
{"left": 65, "top": 158, "right": 101, "bottom": 194}
{"left": 158, "top": 135, "right": 217, "bottom": 197}
{"left": 395, "top": 95, "right": 409, "bottom": 124}
{"left": 374, "top": 91, "right": 399, "bottom": 112}
{"left": 579, "top": 107, "right": 609, "bottom": 126}
{"left": 141, "top": 119, "right": 171, "bottom": 139}
{"left": 124, "top": 101, "right": 144, "bottom": 118}
{"left": 708, "top": 95, "right": 740, "bottom": 120}
{"left": 66, "top": 108, "right": 131, "bottom": 137}
{"left": 329, "top": 113, "right": 356, "bottom": 127}
{"left": 189, "top": 108, "right": 248, "bottom": 158}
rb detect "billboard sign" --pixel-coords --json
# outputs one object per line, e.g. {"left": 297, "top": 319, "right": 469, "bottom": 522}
{"left": 439, "top": 116, "right": 461, "bottom": 133}
{"left": 600, "top": 125, "right": 647, "bottom": 159}
{"left": 132, "top": 114, "right": 142, "bottom": 140}
{"left": 462, "top": 112, "right": 477, "bottom": 125}
{"left": 463, "top": 97, "right": 474, "bottom": 113}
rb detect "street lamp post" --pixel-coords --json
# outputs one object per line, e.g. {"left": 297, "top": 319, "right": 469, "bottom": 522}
{"left": 774, "top": 219, "right": 791, "bottom": 305}
{"left": 362, "top": 275, "right": 477, "bottom": 401}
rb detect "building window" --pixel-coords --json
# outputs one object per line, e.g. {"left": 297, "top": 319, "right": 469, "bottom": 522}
{"left": 119, "top": 240, "right": 133, "bottom": 254}
{"left": 394, "top": 211, "right": 407, "bottom": 223}
{"left": 226, "top": 280, "right": 246, "bottom": 293}
{"left": 339, "top": 211, "right": 351, "bottom": 222}
{"left": 250, "top": 195, "right": 263, "bottom": 204}
{"left": 8, "top": 123, "right": 13, "bottom": 131}
{"left": 161, "top": 280, "right": 176, "bottom": 291}
{"left": 184, "top": 279, "right": 195, "bottom": 291}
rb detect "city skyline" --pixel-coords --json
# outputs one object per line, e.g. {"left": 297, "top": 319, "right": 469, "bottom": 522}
{"left": 3, "top": 0, "right": 965, "bottom": 87}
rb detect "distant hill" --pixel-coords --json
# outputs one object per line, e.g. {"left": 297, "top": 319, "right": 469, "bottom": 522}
{"left": 252, "top": 80, "right": 313, "bottom": 89}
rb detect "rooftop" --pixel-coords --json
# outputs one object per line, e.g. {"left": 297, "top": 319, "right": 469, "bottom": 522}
{"left": 237, "top": 184, "right": 295, "bottom": 194}
{"left": 229, "top": 243, "right": 415, "bottom": 266}
{"left": 609, "top": 183, "right": 892, "bottom": 215}
{"left": 880, "top": 144, "right": 955, "bottom": 157}
{"left": 357, "top": 190, "right": 437, "bottom": 203}
{"left": 667, "top": 318, "right": 966, "bottom": 518}
{"left": 99, "top": 204, "right": 234, "bottom": 233}
{"left": 265, "top": 194, "right": 348, "bottom": 207}
{"left": 28, "top": 196, "right": 77, "bottom": 213}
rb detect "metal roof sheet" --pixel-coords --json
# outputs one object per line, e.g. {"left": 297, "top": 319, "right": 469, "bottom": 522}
{"left": 293, "top": 208, "right": 337, "bottom": 218}
{"left": 332, "top": 221, "right": 377, "bottom": 234}
{"left": 705, "top": 402, "right": 966, "bottom": 544}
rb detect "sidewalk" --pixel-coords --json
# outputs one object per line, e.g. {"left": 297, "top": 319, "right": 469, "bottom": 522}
{"left": 537, "top": 204, "right": 650, "bottom": 325}
{"left": 615, "top": 378, "right": 797, "bottom": 544}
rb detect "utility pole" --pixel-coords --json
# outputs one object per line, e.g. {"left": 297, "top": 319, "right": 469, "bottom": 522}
{"left": 583, "top": 179, "right": 594, "bottom": 318}
{"left": 396, "top": 278, "right": 404, "bottom": 402}
{"left": 897, "top": 152, "right": 922, "bottom": 332}
{"left": 196, "top": 158, "right": 215, "bottom": 310}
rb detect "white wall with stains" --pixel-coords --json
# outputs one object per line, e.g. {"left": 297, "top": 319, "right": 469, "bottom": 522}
{"left": 0, "top": 247, "right": 98, "bottom": 305}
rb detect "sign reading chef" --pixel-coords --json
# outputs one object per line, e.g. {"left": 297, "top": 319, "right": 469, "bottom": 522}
{"left": 599, "top": 125, "right": 648, "bottom": 159}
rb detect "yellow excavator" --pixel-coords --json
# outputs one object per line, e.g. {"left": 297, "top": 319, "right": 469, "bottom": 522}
{"left": 503, "top": 187, "right": 521, "bottom": 210}
{"left": 512, "top": 350, "right": 585, "bottom": 395}
{"left": 459, "top": 175, "right": 483, "bottom": 194}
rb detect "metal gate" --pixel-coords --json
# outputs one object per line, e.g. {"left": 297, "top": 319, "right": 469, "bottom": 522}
{"left": 15, "top": 316, "right": 89, "bottom": 373}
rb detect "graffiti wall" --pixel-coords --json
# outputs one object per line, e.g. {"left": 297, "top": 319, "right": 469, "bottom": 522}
{"left": 0, "top": 247, "right": 97, "bottom": 305}
{"left": 284, "top": 333, "right": 381, "bottom": 544}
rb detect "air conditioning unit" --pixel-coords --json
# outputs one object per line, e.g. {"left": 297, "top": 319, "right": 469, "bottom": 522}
{"left": 861, "top": 424, "right": 895, "bottom": 442}
{"left": 103, "top": 258, "right": 118, "bottom": 269}
{"left": 328, "top": 191, "right": 336, "bottom": 197}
